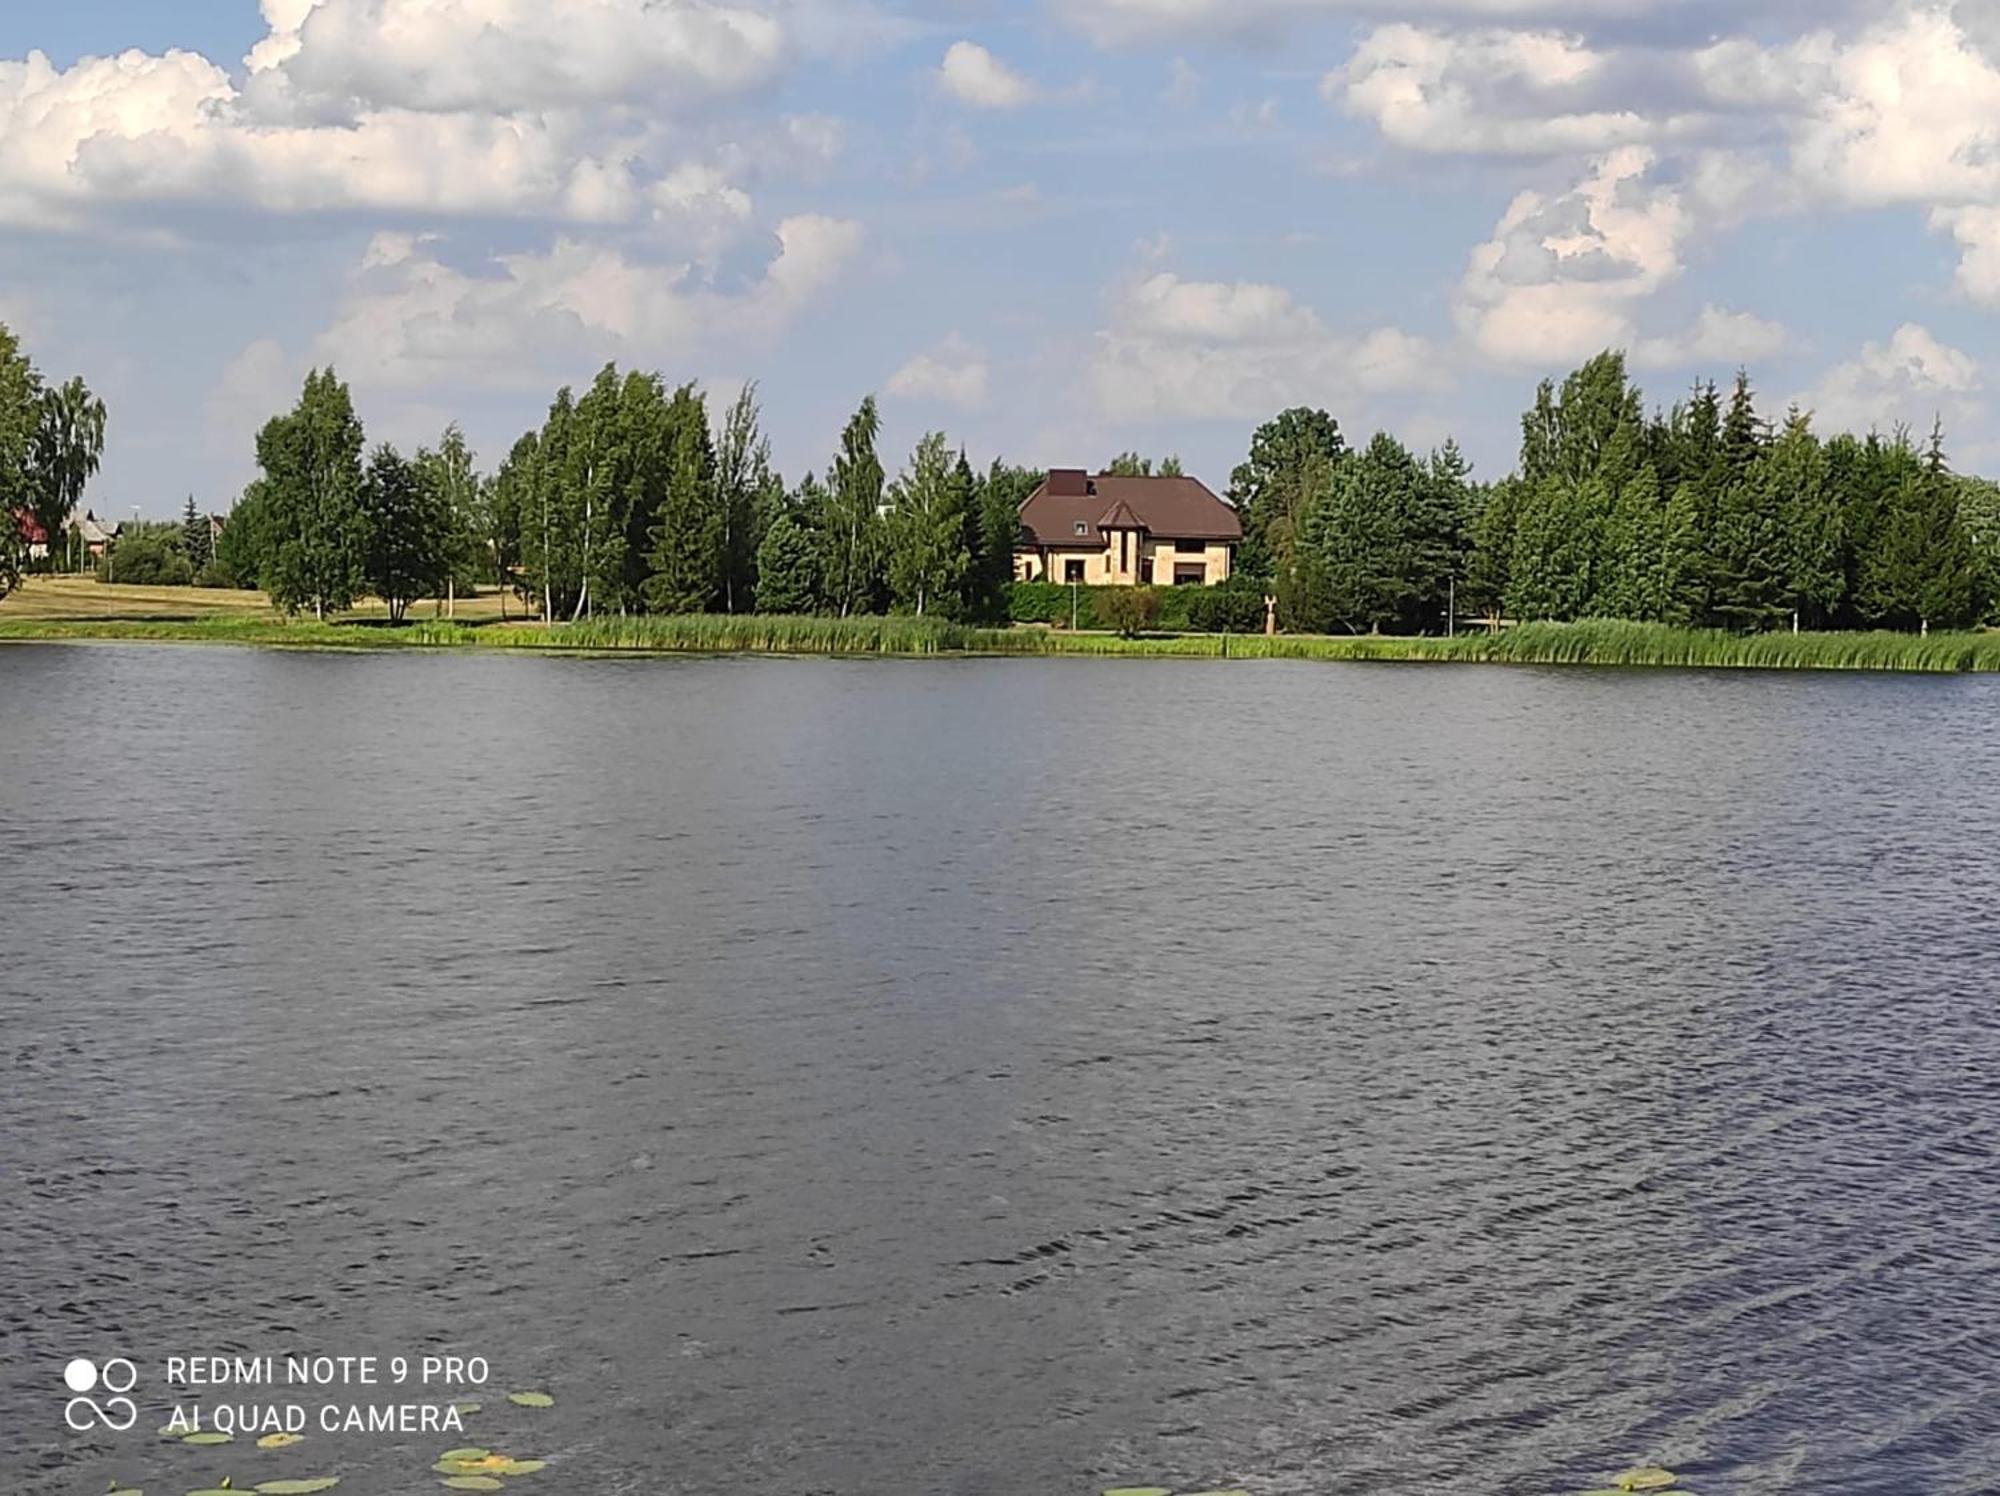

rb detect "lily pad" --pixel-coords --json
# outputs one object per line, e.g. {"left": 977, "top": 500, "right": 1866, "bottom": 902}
{"left": 439, "top": 1450, "right": 491, "bottom": 1463}
{"left": 440, "top": 1482, "right": 505, "bottom": 1493}
{"left": 182, "top": 1432, "right": 233, "bottom": 1446}
{"left": 1103, "top": 1489, "right": 1174, "bottom": 1496}
{"left": 1616, "top": 1470, "right": 1679, "bottom": 1492}
{"left": 505, "top": 1392, "right": 553, "bottom": 1408}
{"left": 108, "top": 1489, "right": 143, "bottom": 1496}
{"left": 492, "top": 1459, "right": 545, "bottom": 1476}
{"left": 252, "top": 1481, "right": 341, "bottom": 1495}
{"left": 255, "top": 1433, "right": 304, "bottom": 1450}
{"left": 450, "top": 1402, "right": 482, "bottom": 1415}
{"left": 189, "top": 1489, "right": 240, "bottom": 1496}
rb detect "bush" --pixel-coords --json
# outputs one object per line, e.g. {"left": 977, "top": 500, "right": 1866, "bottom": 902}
{"left": 1097, "top": 586, "right": 1162, "bottom": 637}
{"left": 1187, "top": 578, "right": 1269, "bottom": 633}
{"left": 96, "top": 526, "right": 194, "bottom": 586}
{"left": 1008, "top": 580, "right": 1101, "bottom": 629}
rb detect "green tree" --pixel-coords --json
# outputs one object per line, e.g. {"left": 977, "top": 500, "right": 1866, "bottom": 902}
{"left": 1858, "top": 423, "right": 1977, "bottom": 630}
{"left": 1229, "top": 407, "right": 1346, "bottom": 581}
{"left": 1768, "top": 409, "right": 1843, "bottom": 629}
{"left": 969, "top": 460, "right": 1039, "bottom": 622}
{"left": 415, "top": 424, "right": 483, "bottom": 613}
{"left": 644, "top": 384, "right": 721, "bottom": 614}
{"left": 0, "top": 324, "right": 39, "bottom": 541}
{"left": 1954, "top": 474, "right": 2000, "bottom": 623}
{"left": 822, "top": 396, "right": 884, "bottom": 617}
{"left": 30, "top": 375, "right": 107, "bottom": 568}
{"left": 358, "top": 442, "right": 449, "bottom": 622}
{"left": 714, "top": 383, "right": 778, "bottom": 614}
{"left": 1103, "top": 452, "right": 1184, "bottom": 477}
{"left": 753, "top": 509, "right": 820, "bottom": 614}
{"left": 214, "top": 482, "right": 274, "bottom": 590}
{"left": 181, "top": 495, "right": 214, "bottom": 573}
{"left": 95, "top": 522, "right": 192, "bottom": 586}
{"left": 257, "top": 368, "right": 366, "bottom": 619}
{"left": 886, "top": 432, "right": 972, "bottom": 617}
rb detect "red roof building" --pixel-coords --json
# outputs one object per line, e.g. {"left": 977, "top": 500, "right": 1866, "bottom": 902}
{"left": 1014, "top": 469, "right": 1242, "bottom": 587}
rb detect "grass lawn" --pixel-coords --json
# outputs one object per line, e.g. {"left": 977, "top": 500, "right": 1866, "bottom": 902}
{"left": 4, "top": 576, "right": 520, "bottom": 624}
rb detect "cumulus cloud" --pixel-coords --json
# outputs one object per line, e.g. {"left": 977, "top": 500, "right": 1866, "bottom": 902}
{"left": 1632, "top": 304, "right": 1791, "bottom": 368}
{"left": 0, "top": 0, "right": 838, "bottom": 232}
{"left": 937, "top": 41, "right": 1037, "bottom": 110}
{"left": 1333, "top": 24, "right": 1657, "bottom": 157}
{"left": 1057, "top": 0, "right": 1667, "bottom": 46}
{"left": 312, "top": 214, "right": 864, "bottom": 389}
{"left": 1087, "top": 268, "right": 1440, "bottom": 422}
{"left": 1456, "top": 145, "right": 1687, "bottom": 364}
{"left": 1794, "top": 324, "right": 1982, "bottom": 436}
{"left": 1933, "top": 205, "right": 2000, "bottom": 306}
{"left": 887, "top": 335, "right": 990, "bottom": 409}
{"left": 245, "top": 0, "right": 787, "bottom": 116}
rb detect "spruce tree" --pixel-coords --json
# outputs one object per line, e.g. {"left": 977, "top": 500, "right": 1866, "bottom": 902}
{"left": 644, "top": 385, "right": 721, "bottom": 614}
{"left": 822, "top": 397, "right": 884, "bottom": 617}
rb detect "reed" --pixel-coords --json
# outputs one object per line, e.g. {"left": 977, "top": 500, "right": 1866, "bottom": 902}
{"left": 6, "top": 613, "right": 2000, "bottom": 673}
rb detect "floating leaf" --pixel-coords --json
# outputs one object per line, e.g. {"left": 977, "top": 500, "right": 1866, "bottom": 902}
{"left": 492, "top": 1459, "right": 545, "bottom": 1476}
{"left": 255, "top": 1433, "right": 304, "bottom": 1450}
{"left": 1182, "top": 1490, "right": 1250, "bottom": 1495}
{"left": 440, "top": 1481, "right": 504, "bottom": 1493}
{"left": 182, "top": 1433, "right": 233, "bottom": 1446}
{"left": 450, "top": 1402, "right": 481, "bottom": 1416}
{"left": 252, "top": 1481, "right": 341, "bottom": 1495}
{"left": 108, "top": 1489, "right": 143, "bottom": 1496}
{"left": 1103, "top": 1489, "right": 1173, "bottom": 1496}
{"left": 188, "top": 1489, "right": 239, "bottom": 1496}
{"left": 505, "top": 1392, "right": 553, "bottom": 1409}
{"left": 1616, "top": 1470, "right": 1678, "bottom": 1492}
{"left": 439, "top": 1450, "right": 491, "bottom": 1463}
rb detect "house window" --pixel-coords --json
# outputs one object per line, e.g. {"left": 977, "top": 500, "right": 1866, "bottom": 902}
{"left": 1174, "top": 565, "right": 1206, "bottom": 586}
{"left": 1073, "top": 521, "right": 1090, "bottom": 536}
{"left": 1065, "top": 560, "right": 1087, "bottom": 583}
{"left": 1174, "top": 538, "right": 1206, "bottom": 554}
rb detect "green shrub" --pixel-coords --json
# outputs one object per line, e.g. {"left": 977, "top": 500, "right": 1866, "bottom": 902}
{"left": 1097, "top": 586, "right": 1162, "bottom": 637}
{"left": 1008, "top": 580, "right": 1101, "bottom": 629}
{"left": 96, "top": 526, "right": 194, "bottom": 586}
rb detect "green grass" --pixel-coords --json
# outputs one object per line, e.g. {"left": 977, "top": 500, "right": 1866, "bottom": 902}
{"left": 5, "top": 611, "right": 2000, "bottom": 673}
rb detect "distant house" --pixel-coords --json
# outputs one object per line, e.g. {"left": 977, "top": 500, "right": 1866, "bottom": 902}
{"left": 1015, "top": 469, "right": 1242, "bottom": 587}
{"left": 12, "top": 509, "right": 47, "bottom": 560}
{"left": 71, "top": 511, "right": 119, "bottom": 558}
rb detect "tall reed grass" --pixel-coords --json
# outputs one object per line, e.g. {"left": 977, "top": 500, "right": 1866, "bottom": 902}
{"left": 7, "top": 613, "right": 2000, "bottom": 673}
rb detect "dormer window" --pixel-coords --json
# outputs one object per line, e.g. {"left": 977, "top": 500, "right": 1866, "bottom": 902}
{"left": 1073, "top": 521, "right": 1089, "bottom": 536}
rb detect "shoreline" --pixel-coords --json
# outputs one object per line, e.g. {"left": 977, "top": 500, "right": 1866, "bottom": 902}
{"left": 5, "top": 614, "right": 2000, "bottom": 673}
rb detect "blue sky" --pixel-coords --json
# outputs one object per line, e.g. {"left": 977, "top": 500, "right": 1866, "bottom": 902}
{"left": 3, "top": 0, "right": 1998, "bottom": 518}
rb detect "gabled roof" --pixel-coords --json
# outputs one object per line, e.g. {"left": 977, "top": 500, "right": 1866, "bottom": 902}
{"left": 1017, "top": 470, "right": 1242, "bottom": 549}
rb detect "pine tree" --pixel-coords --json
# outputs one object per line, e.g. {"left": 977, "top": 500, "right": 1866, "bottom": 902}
{"left": 753, "top": 510, "right": 820, "bottom": 614}
{"left": 644, "top": 385, "right": 721, "bottom": 614}
{"left": 1859, "top": 422, "right": 1977, "bottom": 631}
{"left": 181, "top": 494, "right": 213, "bottom": 573}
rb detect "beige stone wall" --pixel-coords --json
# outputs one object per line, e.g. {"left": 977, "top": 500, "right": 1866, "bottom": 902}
{"left": 1016, "top": 539, "right": 1235, "bottom": 586}
{"left": 1141, "top": 541, "right": 1233, "bottom": 586}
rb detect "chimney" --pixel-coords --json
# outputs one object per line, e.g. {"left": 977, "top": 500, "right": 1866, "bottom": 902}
{"left": 1048, "top": 468, "right": 1088, "bottom": 498}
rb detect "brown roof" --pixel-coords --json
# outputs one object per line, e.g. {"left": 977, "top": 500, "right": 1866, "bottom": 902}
{"left": 1017, "top": 471, "right": 1242, "bottom": 549}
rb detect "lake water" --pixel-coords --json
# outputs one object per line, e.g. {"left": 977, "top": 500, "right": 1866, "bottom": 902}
{"left": 3, "top": 643, "right": 1998, "bottom": 1496}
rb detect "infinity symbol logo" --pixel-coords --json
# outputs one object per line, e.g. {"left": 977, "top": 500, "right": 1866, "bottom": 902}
{"left": 63, "top": 1357, "right": 139, "bottom": 1431}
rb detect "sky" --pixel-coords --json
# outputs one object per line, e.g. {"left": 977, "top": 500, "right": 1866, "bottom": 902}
{"left": 3, "top": 0, "right": 1999, "bottom": 519}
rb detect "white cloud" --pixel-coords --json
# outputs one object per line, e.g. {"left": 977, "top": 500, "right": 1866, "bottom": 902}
{"left": 1633, "top": 305, "right": 1791, "bottom": 369}
{"left": 1057, "top": 0, "right": 1658, "bottom": 46}
{"left": 246, "top": 0, "right": 787, "bottom": 116}
{"left": 1455, "top": 145, "right": 1688, "bottom": 364}
{"left": 1333, "top": 23, "right": 1655, "bottom": 157}
{"left": 887, "top": 335, "right": 989, "bottom": 409}
{"left": 1794, "top": 323, "right": 1983, "bottom": 436}
{"left": 937, "top": 41, "right": 1037, "bottom": 110}
{"left": 0, "top": 45, "right": 749, "bottom": 230}
{"left": 1934, "top": 205, "right": 2000, "bottom": 306}
{"left": 313, "top": 214, "right": 864, "bottom": 389}
{"left": 1087, "top": 268, "right": 1440, "bottom": 422}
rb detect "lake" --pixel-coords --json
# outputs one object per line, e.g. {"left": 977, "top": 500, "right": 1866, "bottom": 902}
{"left": 3, "top": 643, "right": 1998, "bottom": 1496}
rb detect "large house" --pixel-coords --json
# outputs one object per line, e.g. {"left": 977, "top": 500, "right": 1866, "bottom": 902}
{"left": 1015, "top": 469, "right": 1241, "bottom": 587}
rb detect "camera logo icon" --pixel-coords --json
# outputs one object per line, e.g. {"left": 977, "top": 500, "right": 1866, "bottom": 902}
{"left": 64, "top": 1357, "right": 139, "bottom": 1432}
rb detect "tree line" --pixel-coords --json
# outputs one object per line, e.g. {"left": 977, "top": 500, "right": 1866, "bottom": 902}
{"left": 0, "top": 321, "right": 107, "bottom": 601}
{"left": 218, "top": 366, "right": 1049, "bottom": 624}
{"left": 1232, "top": 351, "right": 1998, "bottom": 635}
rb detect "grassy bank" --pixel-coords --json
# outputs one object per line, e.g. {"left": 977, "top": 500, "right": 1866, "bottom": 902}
{"left": 5, "top": 607, "right": 2000, "bottom": 672}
